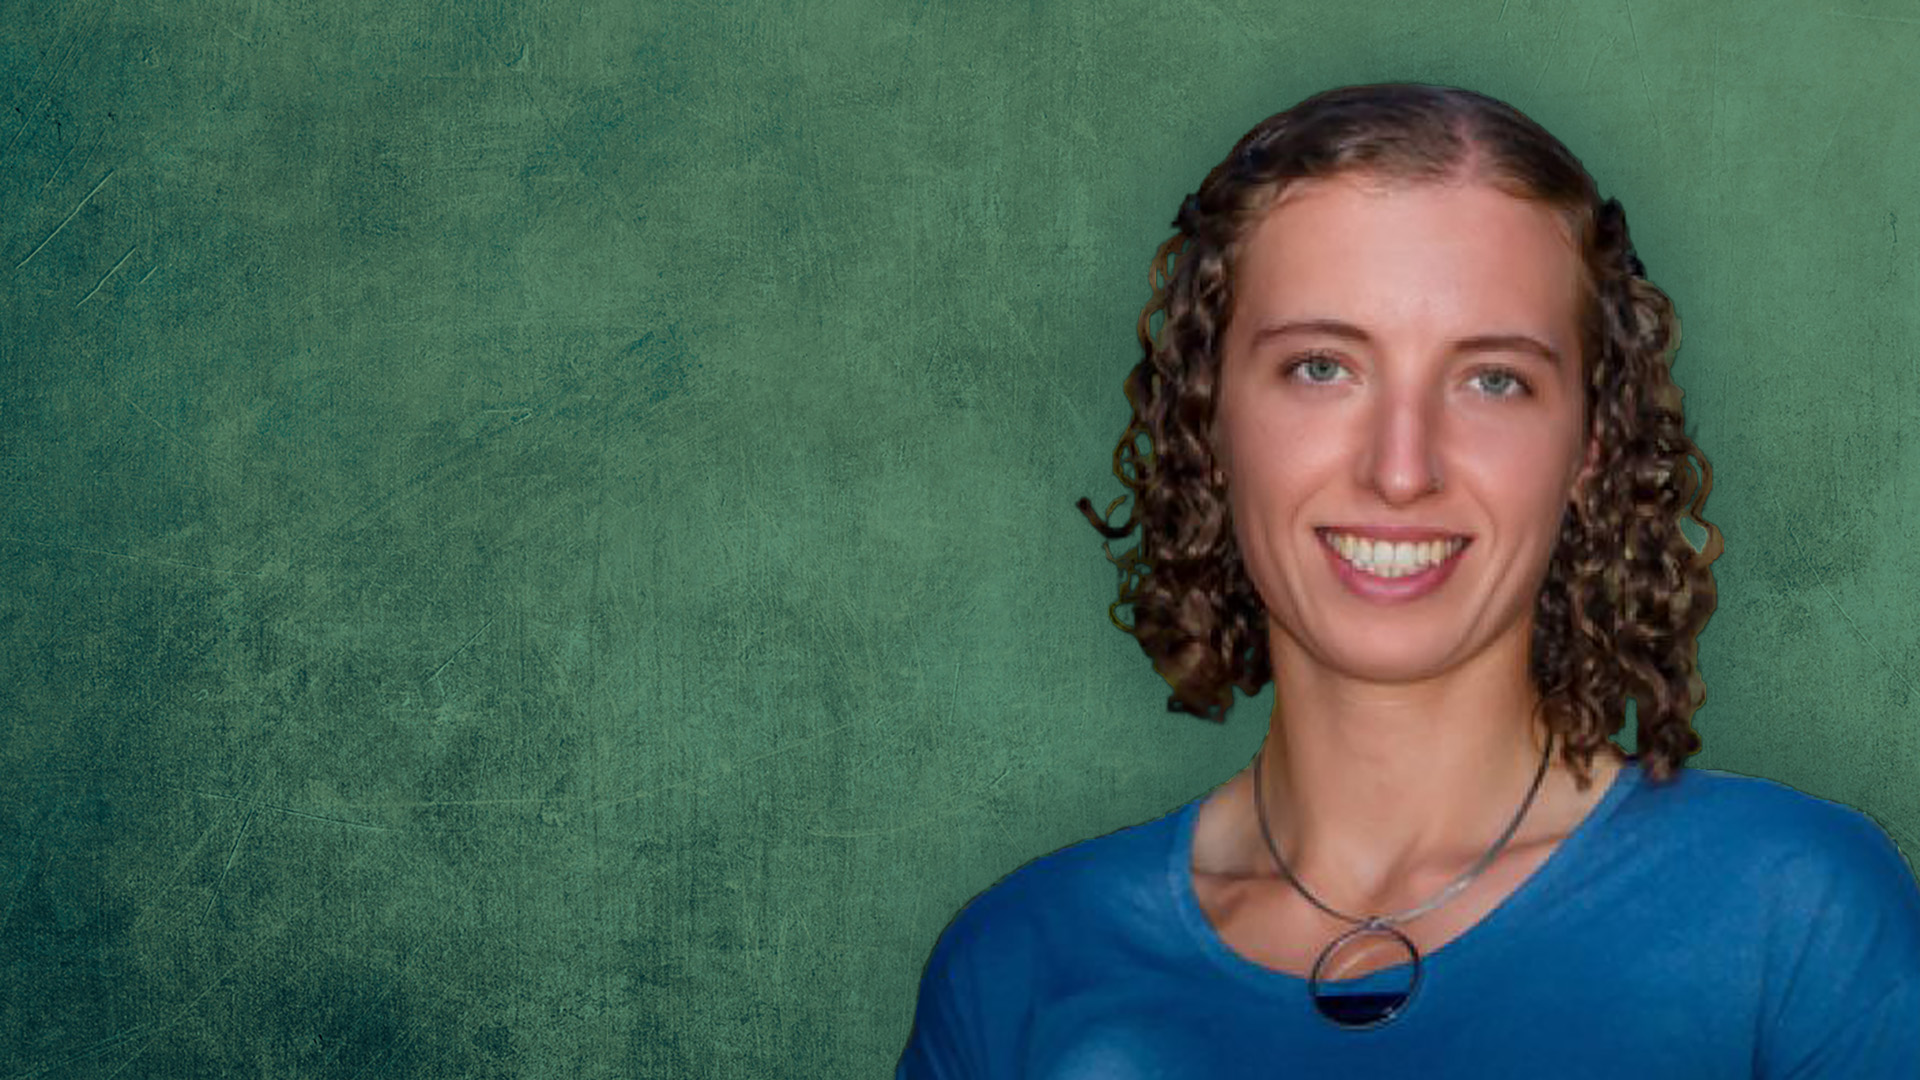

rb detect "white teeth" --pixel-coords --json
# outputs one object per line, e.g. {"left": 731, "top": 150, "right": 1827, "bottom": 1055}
{"left": 1323, "top": 532, "right": 1464, "bottom": 578}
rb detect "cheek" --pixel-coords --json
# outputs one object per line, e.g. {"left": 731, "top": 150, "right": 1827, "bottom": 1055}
{"left": 1221, "top": 441, "right": 1330, "bottom": 604}
{"left": 1459, "top": 429, "right": 1582, "bottom": 538}
{"left": 1221, "top": 430, "right": 1316, "bottom": 527}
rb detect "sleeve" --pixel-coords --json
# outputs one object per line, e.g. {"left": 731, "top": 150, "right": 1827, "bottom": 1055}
{"left": 1756, "top": 806, "right": 1920, "bottom": 1079}
{"left": 1768, "top": 977, "right": 1920, "bottom": 1079}
{"left": 894, "top": 887, "right": 1041, "bottom": 1080}
{"left": 895, "top": 920, "right": 992, "bottom": 1080}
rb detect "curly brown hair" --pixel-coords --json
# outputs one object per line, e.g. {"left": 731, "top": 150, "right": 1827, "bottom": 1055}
{"left": 1077, "top": 83, "right": 1722, "bottom": 786}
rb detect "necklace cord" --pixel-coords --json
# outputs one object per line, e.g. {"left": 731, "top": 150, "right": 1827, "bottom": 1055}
{"left": 1250, "top": 726, "right": 1556, "bottom": 929}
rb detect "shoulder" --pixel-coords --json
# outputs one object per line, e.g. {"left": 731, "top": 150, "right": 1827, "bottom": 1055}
{"left": 897, "top": 802, "right": 1200, "bottom": 1078}
{"left": 930, "top": 799, "right": 1198, "bottom": 973}
{"left": 1616, "top": 761, "right": 1920, "bottom": 961}
{"left": 1619, "top": 762, "right": 1915, "bottom": 879}
{"left": 1630, "top": 768, "right": 1920, "bottom": 1071}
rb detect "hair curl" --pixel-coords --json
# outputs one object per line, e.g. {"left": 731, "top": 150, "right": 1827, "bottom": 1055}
{"left": 1076, "top": 83, "right": 1722, "bottom": 786}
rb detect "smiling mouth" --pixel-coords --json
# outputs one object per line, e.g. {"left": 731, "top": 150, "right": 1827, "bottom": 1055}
{"left": 1316, "top": 528, "right": 1471, "bottom": 579}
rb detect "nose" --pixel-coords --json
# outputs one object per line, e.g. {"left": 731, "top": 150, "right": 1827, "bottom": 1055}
{"left": 1356, "top": 388, "right": 1443, "bottom": 503}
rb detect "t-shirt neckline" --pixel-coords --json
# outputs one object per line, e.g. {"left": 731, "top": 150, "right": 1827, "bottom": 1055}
{"left": 1165, "top": 755, "right": 1647, "bottom": 998}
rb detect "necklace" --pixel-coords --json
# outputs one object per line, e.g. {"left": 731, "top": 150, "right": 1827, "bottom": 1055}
{"left": 1250, "top": 729, "right": 1555, "bottom": 1029}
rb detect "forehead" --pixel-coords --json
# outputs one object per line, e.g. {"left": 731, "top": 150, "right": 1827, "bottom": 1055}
{"left": 1231, "top": 176, "right": 1584, "bottom": 346}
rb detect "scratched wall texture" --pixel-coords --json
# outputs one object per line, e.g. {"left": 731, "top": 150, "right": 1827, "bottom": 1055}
{"left": 2, "top": 0, "right": 1917, "bottom": 1075}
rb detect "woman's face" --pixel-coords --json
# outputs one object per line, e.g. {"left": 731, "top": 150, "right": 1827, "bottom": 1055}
{"left": 1215, "top": 175, "right": 1595, "bottom": 685}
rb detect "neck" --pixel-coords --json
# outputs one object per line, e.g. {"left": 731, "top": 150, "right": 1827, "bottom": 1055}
{"left": 1254, "top": 625, "right": 1557, "bottom": 908}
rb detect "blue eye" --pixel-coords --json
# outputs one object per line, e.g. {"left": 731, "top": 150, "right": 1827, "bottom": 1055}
{"left": 1471, "top": 368, "right": 1530, "bottom": 398}
{"left": 1288, "top": 353, "right": 1348, "bottom": 384}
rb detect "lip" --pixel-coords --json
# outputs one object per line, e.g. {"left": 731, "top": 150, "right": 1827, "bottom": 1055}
{"left": 1316, "top": 528, "right": 1472, "bottom": 603}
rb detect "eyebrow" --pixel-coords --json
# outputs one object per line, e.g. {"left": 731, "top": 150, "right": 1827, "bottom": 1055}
{"left": 1244, "top": 318, "right": 1565, "bottom": 367}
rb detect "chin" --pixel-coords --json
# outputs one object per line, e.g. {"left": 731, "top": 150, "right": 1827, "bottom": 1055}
{"left": 1295, "top": 625, "right": 1476, "bottom": 685}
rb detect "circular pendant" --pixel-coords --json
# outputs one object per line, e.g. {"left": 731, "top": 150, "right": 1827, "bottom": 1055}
{"left": 1307, "top": 918, "right": 1423, "bottom": 1029}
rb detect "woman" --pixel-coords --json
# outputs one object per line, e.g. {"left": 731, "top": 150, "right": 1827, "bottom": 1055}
{"left": 896, "top": 84, "right": 1920, "bottom": 1076}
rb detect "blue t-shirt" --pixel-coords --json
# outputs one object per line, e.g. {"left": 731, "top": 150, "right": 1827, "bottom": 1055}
{"left": 897, "top": 760, "right": 1920, "bottom": 1078}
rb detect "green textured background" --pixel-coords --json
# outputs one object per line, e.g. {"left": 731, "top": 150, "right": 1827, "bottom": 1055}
{"left": 3, "top": 0, "right": 1917, "bottom": 1075}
